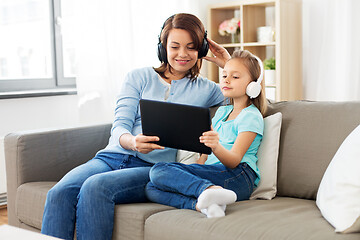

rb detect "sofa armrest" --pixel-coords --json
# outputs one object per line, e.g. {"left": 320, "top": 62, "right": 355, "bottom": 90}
{"left": 4, "top": 123, "right": 111, "bottom": 186}
{"left": 4, "top": 123, "right": 112, "bottom": 227}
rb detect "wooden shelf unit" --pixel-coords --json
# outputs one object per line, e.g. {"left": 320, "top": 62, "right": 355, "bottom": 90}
{"left": 207, "top": 0, "right": 302, "bottom": 101}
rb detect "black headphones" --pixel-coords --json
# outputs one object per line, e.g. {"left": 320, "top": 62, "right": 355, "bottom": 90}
{"left": 157, "top": 15, "right": 209, "bottom": 63}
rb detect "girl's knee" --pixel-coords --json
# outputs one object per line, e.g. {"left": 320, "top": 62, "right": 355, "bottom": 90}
{"left": 149, "top": 162, "right": 173, "bottom": 183}
{"left": 150, "top": 162, "right": 166, "bottom": 177}
{"left": 150, "top": 162, "right": 183, "bottom": 186}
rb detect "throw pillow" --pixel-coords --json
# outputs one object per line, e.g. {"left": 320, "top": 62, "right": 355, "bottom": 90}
{"left": 316, "top": 124, "right": 360, "bottom": 233}
{"left": 250, "top": 112, "right": 282, "bottom": 200}
{"left": 177, "top": 150, "right": 199, "bottom": 164}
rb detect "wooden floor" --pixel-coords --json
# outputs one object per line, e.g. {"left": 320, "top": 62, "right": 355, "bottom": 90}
{"left": 0, "top": 206, "right": 8, "bottom": 225}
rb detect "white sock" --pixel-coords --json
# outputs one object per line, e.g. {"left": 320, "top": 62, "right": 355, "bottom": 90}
{"left": 197, "top": 188, "right": 237, "bottom": 209}
{"left": 201, "top": 205, "right": 226, "bottom": 215}
{"left": 201, "top": 204, "right": 225, "bottom": 218}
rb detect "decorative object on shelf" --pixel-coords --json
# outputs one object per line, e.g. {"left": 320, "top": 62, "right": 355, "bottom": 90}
{"left": 257, "top": 26, "right": 274, "bottom": 42}
{"left": 264, "top": 57, "right": 276, "bottom": 85}
{"left": 218, "top": 18, "right": 240, "bottom": 43}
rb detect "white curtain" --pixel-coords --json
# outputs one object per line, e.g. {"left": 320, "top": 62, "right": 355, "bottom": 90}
{"left": 74, "top": 0, "right": 197, "bottom": 124}
{"left": 303, "top": 0, "right": 360, "bottom": 101}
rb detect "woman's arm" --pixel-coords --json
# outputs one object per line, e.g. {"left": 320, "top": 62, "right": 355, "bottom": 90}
{"left": 200, "top": 130, "right": 256, "bottom": 168}
{"left": 203, "top": 38, "right": 231, "bottom": 69}
{"left": 113, "top": 70, "right": 164, "bottom": 154}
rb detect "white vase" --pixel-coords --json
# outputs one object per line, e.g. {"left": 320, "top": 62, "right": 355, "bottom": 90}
{"left": 257, "top": 26, "right": 273, "bottom": 42}
{"left": 264, "top": 70, "right": 276, "bottom": 85}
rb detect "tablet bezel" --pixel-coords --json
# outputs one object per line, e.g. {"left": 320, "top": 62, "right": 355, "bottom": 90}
{"left": 140, "top": 99, "right": 212, "bottom": 154}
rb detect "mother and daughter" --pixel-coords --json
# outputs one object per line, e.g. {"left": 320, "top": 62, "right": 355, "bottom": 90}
{"left": 41, "top": 13, "right": 267, "bottom": 240}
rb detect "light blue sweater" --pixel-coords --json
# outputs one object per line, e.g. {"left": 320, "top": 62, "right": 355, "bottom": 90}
{"left": 98, "top": 67, "right": 224, "bottom": 164}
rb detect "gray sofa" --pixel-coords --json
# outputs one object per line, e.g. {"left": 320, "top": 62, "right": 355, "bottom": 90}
{"left": 4, "top": 100, "right": 360, "bottom": 240}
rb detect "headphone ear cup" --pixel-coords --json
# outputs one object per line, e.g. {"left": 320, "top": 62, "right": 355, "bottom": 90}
{"left": 157, "top": 42, "right": 167, "bottom": 63}
{"left": 198, "top": 37, "right": 209, "bottom": 59}
{"left": 246, "top": 81, "right": 261, "bottom": 99}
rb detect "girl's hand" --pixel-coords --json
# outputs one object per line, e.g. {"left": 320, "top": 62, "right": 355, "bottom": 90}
{"left": 132, "top": 134, "right": 164, "bottom": 154}
{"left": 199, "top": 129, "right": 220, "bottom": 151}
{"left": 203, "top": 38, "right": 231, "bottom": 69}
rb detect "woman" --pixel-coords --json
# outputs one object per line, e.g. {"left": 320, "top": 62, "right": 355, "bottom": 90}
{"left": 41, "top": 13, "right": 231, "bottom": 240}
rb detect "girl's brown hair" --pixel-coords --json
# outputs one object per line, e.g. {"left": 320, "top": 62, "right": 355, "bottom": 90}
{"left": 153, "top": 13, "right": 206, "bottom": 81}
{"left": 231, "top": 50, "right": 268, "bottom": 116}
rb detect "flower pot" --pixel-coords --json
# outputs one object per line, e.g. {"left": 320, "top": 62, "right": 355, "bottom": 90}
{"left": 264, "top": 70, "right": 276, "bottom": 85}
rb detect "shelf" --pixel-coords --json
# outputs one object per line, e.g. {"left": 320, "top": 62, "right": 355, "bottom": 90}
{"left": 243, "top": 42, "right": 275, "bottom": 46}
{"left": 221, "top": 43, "right": 242, "bottom": 48}
{"left": 207, "top": 0, "right": 303, "bottom": 101}
{"left": 220, "top": 42, "right": 276, "bottom": 48}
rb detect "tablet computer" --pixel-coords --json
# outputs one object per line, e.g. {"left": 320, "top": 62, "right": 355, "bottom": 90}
{"left": 140, "top": 99, "right": 212, "bottom": 154}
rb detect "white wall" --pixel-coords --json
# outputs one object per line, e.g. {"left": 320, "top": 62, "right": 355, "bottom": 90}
{"left": 0, "top": 94, "right": 112, "bottom": 195}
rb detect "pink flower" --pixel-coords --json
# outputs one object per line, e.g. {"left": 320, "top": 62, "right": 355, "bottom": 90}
{"left": 218, "top": 18, "right": 240, "bottom": 36}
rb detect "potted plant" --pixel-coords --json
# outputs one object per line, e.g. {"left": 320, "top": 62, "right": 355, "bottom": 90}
{"left": 263, "top": 57, "right": 276, "bottom": 85}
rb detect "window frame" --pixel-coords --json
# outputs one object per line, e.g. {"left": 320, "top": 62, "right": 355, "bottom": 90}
{"left": 0, "top": 0, "right": 76, "bottom": 95}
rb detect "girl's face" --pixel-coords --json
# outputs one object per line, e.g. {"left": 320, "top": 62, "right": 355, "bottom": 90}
{"left": 220, "top": 58, "right": 252, "bottom": 100}
{"left": 166, "top": 28, "right": 198, "bottom": 79}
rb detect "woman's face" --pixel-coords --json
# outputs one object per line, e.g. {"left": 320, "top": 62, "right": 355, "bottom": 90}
{"left": 166, "top": 28, "right": 198, "bottom": 79}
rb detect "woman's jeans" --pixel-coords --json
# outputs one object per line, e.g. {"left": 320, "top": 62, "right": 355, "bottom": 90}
{"left": 145, "top": 162, "right": 257, "bottom": 210}
{"left": 41, "top": 152, "right": 153, "bottom": 240}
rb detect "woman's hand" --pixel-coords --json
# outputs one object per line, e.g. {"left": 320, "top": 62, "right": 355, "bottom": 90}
{"left": 120, "top": 133, "right": 164, "bottom": 154}
{"left": 203, "top": 38, "right": 231, "bottom": 69}
{"left": 199, "top": 128, "right": 220, "bottom": 152}
{"left": 133, "top": 134, "right": 164, "bottom": 154}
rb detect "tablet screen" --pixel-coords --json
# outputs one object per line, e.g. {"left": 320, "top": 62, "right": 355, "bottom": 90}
{"left": 140, "top": 99, "right": 212, "bottom": 154}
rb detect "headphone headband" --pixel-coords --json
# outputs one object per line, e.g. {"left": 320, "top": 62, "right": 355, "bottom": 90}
{"left": 157, "top": 14, "right": 209, "bottom": 63}
{"left": 253, "top": 55, "right": 264, "bottom": 84}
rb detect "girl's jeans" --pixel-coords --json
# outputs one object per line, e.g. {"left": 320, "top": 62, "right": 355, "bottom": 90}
{"left": 145, "top": 162, "right": 257, "bottom": 210}
{"left": 41, "top": 152, "right": 153, "bottom": 240}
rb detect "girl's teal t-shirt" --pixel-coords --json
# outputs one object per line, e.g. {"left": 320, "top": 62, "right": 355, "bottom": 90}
{"left": 205, "top": 104, "right": 264, "bottom": 186}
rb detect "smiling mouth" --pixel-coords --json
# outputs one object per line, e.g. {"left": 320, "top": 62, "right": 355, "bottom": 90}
{"left": 176, "top": 60, "right": 190, "bottom": 64}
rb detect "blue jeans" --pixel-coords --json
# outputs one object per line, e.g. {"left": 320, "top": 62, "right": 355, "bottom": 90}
{"left": 145, "top": 162, "right": 256, "bottom": 210}
{"left": 41, "top": 152, "right": 153, "bottom": 240}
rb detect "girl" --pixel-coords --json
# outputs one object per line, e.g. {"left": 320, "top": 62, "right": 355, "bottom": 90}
{"left": 145, "top": 50, "right": 267, "bottom": 218}
{"left": 41, "top": 13, "right": 231, "bottom": 240}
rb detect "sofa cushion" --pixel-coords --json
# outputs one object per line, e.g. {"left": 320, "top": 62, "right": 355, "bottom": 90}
{"left": 112, "top": 203, "right": 174, "bottom": 240}
{"left": 144, "top": 197, "right": 360, "bottom": 240}
{"left": 265, "top": 101, "right": 360, "bottom": 200}
{"left": 16, "top": 182, "right": 174, "bottom": 240}
{"left": 16, "top": 182, "right": 56, "bottom": 229}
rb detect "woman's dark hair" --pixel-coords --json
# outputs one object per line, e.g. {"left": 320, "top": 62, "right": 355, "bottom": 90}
{"left": 153, "top": 13, "right": 206, "bottom": 81}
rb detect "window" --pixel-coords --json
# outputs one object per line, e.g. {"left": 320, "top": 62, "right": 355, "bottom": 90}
{"left": 0, "top": 0, "right": 76, "bottom": 94}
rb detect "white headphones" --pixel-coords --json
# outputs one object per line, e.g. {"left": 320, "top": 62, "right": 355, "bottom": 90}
{"left": 246, "top": 55, "right": 264, "bottom": 99}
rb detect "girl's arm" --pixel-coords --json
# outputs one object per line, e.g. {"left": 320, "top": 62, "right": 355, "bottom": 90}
{"left": 197, "top": 154, "right": 208, "bottom": 164}
{"left": 200, "top": 130, "right": 256, "bottom": 169}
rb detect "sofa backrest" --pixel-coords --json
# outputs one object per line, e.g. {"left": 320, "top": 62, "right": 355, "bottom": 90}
{"left": 265, "top": 100, "right": 360, "bottom": 200}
